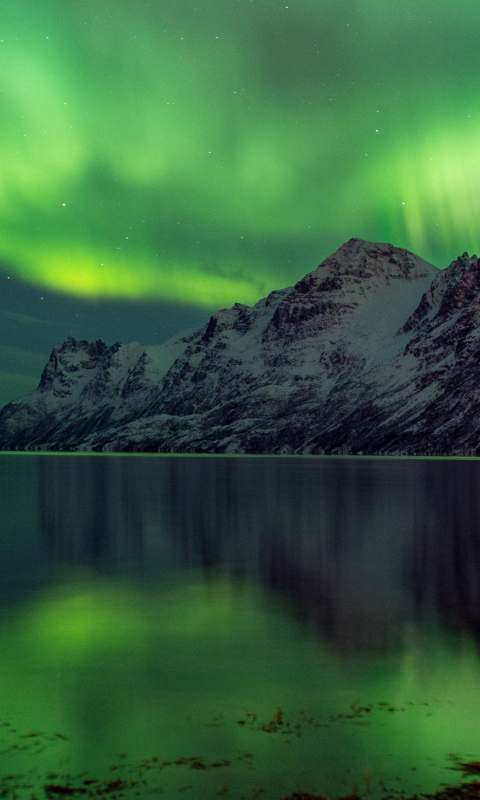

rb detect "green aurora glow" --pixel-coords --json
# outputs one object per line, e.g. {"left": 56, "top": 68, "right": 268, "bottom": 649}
{"left": 1, "top": 0, "right": 480, "bottom": 306}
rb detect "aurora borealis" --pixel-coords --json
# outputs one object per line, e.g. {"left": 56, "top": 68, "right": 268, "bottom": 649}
{"left": 1, "top": 0, "right": 480, "bottom": 404}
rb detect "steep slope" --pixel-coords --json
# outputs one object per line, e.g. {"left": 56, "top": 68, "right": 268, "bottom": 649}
{"left": 101, "top": 237, "right": 436, "bottom": 453}
{"left": 2, "top": 237, "right": 480, "bottom": 455}
{"left": 365, "top": 251, "right": 480, "bottom": 454}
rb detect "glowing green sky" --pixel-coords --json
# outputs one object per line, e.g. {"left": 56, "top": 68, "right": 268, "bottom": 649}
{"left": 1, "top": 0, "right": 480, "bottom": 309}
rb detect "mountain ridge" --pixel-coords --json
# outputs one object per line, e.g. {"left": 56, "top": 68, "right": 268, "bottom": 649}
{"left": 1, "top": 237, "right": 480, "bottom": 455}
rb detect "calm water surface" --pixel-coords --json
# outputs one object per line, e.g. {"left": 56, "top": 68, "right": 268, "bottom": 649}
{"left": 1, "top": 453, "right": 480, "bottom": 800}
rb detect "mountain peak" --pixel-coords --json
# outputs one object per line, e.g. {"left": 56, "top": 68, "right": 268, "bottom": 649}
{"left": 262, "top": 239, "right": 438, "bottom": 344}
{"left": 312, "top": 238, "right": 437, "bottom": 282}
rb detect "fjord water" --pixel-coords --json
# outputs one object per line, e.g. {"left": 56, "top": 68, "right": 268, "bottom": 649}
{"left": 1, "top": 454, "right": 480, "bottom": 800}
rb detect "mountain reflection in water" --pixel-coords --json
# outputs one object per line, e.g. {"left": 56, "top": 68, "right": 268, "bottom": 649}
{"left": 36, "top": 454, "right": 480, "bottom": 649}
{"left": 1, "top": 453, "right": 480, "bottom": 800}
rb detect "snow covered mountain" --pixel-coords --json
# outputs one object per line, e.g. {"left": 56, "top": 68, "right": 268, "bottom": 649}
{"left": 2, "top": 237, "right": 480, "bottom": 455}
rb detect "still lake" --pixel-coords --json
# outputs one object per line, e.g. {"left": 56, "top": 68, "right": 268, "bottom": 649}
{"left": 1, "top": 453, "right": 480, "bottom": 800}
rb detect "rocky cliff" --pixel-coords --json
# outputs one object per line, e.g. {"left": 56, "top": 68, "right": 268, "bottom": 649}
{"left": 2, "top": 237, "right": 480, "bottom": 455}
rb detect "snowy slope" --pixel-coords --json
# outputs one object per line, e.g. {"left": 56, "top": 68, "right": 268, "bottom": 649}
{"left": 0, "top": 328, "right": 201, "bottom": 450}
{"left": 2, "top": 238, "right": 480, "bottom": 455}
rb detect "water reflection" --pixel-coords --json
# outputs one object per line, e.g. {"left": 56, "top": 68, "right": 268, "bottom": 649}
{"left": 3, "top": 454, "right": 480, "bottom": 799}
{"left": 403, "top": 460, "right": 480, "bottom": 636}
{"left": 34, "top": 454, "right": 480, "bottom": 650}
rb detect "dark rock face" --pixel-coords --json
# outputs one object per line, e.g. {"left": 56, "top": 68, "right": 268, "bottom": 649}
{"left": 2, "top": 237, "right": 480, "bottom": 455}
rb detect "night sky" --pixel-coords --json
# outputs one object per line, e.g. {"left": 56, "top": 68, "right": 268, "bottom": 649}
{"left": 1, "top": 0, "right": 479, "bottom": 407}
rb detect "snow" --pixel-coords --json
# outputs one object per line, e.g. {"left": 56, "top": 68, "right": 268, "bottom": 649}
{"left": 2, "top": 238, "right": 480, "bottom": 456}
